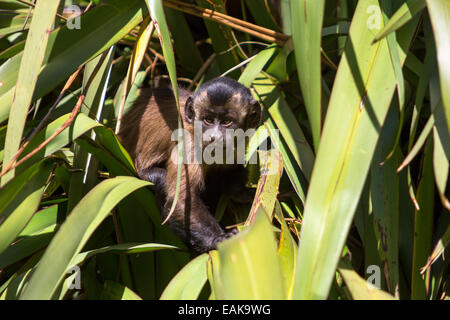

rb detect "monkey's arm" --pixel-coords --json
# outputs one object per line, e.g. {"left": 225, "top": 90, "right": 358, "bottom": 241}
{"left": 164, "top": 163, "right": 236, "bottom": 254}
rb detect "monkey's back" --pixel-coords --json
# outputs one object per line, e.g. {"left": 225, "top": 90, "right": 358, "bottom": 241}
{"left": 118, "top": 87, "right": 191, "bottom": 174}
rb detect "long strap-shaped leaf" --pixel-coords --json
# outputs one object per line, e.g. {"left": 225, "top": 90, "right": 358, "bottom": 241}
{"left": 290, "top": 0, "right": 325, "bottom": 151}
{"left": 0, "top": 0, "right": 146, "bottom": 124}
{"left": 338, "top": 260, "right": 396, "bottom": 300}
{"left": 374, "top": 0, "right": 426, "bottom": 41}
{"left": 213, "top": 210, "right": 285, "bottom": 299}
{"left": 146, "top": 0, "right": 183, "bottom": 221}
{"left": 160, "top": 253, "right": 209, "bottom": 300}
{"left": 293, "top": 0, "right": 419, "bottom": 299}
{"left": 20, "top": 176, "right": 150, "bottom": 300}
{"left": 1, "top": 0, "right": 60, "bottom": 185}
{"left": 0, "top": 159, "right": 54, "bottom": 255}
{"left": 427, "top": 0, "right": 450, "bottom": 138}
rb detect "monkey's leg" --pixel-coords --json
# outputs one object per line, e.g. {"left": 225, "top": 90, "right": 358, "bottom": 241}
{"left": 164, "top": 164, "right": 236, "bottom": 254}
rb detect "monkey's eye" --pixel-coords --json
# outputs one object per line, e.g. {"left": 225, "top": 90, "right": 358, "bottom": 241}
{"left": 221, "top": 120, "right": 233, "bottom": 127}
{"left": 203, "top": 117, "right": 214, "bottom": 126}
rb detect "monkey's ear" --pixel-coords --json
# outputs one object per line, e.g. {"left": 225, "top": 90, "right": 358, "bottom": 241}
{"left": 184, "top": 96, "right": 195, "bottom": 124}
{"left": 245, "top": 99, "right": 262, "bottom": 129}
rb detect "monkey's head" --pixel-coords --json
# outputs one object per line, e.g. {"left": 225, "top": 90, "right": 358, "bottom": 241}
{"left": 184, "top": 77, "right": 261, "bottom": 147}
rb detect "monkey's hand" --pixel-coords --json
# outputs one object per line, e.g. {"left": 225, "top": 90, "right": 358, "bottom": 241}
{"left": 211, "top": 228, "right": 239, "bottom": 248}
{"left": 191, "top": 227, "right": 238, "bottom": 255}
{"left": 164, "top": 194, "right": 239, "bottom": 255}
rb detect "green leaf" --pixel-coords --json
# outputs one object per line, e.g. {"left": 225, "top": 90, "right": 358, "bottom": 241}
{"left": 290, "top": 0, "right": 325, "bottom": 150}
{"left": 407, "top": 20, "right": 436, "bottom": 155}
{"left": 75, "top": 128, "right": 136, "bottom": 178}
{"left": 0, "top": 1, "right": 28, "bottom": 10}
{"left": 0, "top": 0, "right": 147, "bottom": 124}
{"left": 244, "top": 0, "right": 279, "bottom": 31}
{"left": 238, "top": 45, "right": 277, "bottom": 87}
{"left": 146, "top": 0, "right": 183, "bottom": 219}
{"left": 430, "top": 71, "right": 450, "bottom": 209}
{"left": 194, "top": 0, "right": 239, "bottom": 77}
{"left": 246, "top": 150, "right": 283, "bottom": 225}
{"left": 338, "top": 260, "right": 396, "bottom": 300}
{"left": 20, "top": 176, "right": 150, "bottom": 300}
{"left": 266, "top": 92, "right": 314, "bottom": 181}
{"left": 293, "top": 0, "right": 418, "bottom": 299}
{"left": 398, "top": 113, "right": 434, "bottom": 172}
{"left": 0, "top": 159, "right": 53, "bottom": 255}
{"left": 370, "top": 105, "right": 400, "bottom": 296}
{"left": 0, "top": 233, "right": 53, "bottom": 270}
{"left": 0, "top": 9, "right": 31, "bottom": 37}
{"left": 380, "top": 0, "right": 406, "bottom": 160}
{"left": 164, "top": 7, "right": 203, "bottom": 77}
{"left": 18, "top": 205, "right": 58, "bottom": 237}
{"left": 432, "top": 115, "right": 450, "bottom": 208}
{"left": 160, "top": 253, "right": 209, "bottom": 300}
{"left": 279, "top": 0, "right": 292, "bottom": 36}
{"left": 1, "top": 0, "right": 60, "bottom": 185}
{"left": 66, "top": 49, "right": 115, "bottom": 212}
{"left": 16, "top": 113, "right": 102, "bottom": 174}
{"left": 374, "top": 0, "right": 426, "bottom": 41}
{"left": 427, "top": 0, "right": 450, "bottom": 138}
{"left": 71, "top": 242, "right": 178, "bottom": 267}
{"left": 147, "top": 0, "right": 179, "bottom": 108}
{"left": 411, "top": 138, "right": 434, "bottom": 299}
{"left": 265, "top": 117, "right": 307, "bottom": 203}
{"left": 212, "top": 210, "right": 285, "bottom": 299}
{"left": 423, "top": 225, "right": 450, "bottom": 273}
{"left": 274, "top": 201, "right": 297, "bottom": 299}
{"left": 100, "top": 280, "right": 142, "bottom": 300}
{"left": 251, "top": 76, "right": 313, "bottom": 202}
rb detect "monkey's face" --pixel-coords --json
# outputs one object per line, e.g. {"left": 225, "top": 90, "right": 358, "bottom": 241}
{"left": 184, "top": 77, "right": 261, "bottom": 150}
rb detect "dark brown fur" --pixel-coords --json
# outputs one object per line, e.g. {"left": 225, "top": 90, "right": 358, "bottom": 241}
{"left": 118, "top": 78, "right": 260, "bottom": 254}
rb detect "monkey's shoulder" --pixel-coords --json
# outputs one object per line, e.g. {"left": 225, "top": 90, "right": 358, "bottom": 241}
{"left": 136, "top": 87, "right": 190, "bottom": 111}
{"left": 121, "top": 87, "right": 189, "bottom": 131}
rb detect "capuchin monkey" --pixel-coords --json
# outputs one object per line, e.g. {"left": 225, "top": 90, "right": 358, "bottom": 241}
{"left": 118, "top": 77, "right": 261, "bottom": 254}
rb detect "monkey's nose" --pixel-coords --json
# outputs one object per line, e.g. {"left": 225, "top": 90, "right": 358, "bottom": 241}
{"left": 209, "top": 135, "right": 217, "bottom": 143}
{"left": 207, "top": 132, "right": 223, "bottom": 143}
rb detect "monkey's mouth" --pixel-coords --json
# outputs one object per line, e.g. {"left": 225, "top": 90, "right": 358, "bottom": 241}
{"left": 204, "top": 140, "right": 236, "bottom": 150}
